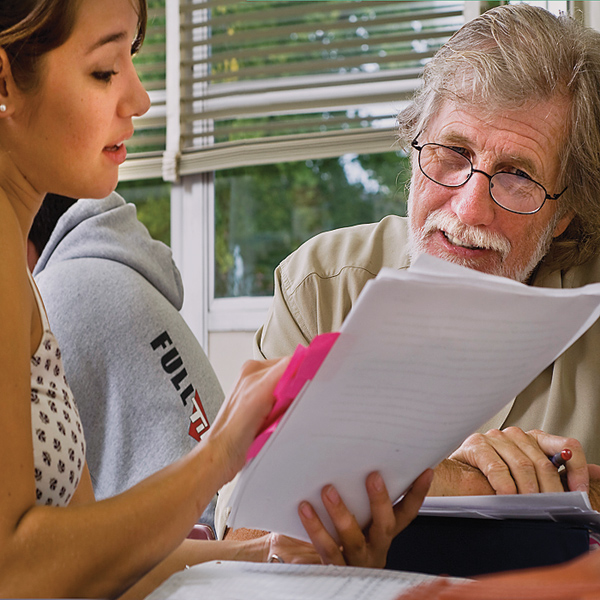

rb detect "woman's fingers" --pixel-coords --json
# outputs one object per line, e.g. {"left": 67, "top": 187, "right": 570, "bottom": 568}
{"left": 297, "top": 499, "right": 346, "bottom": 565}
{"left": 205, "top": 357, "right": 290, "bottom": 481}
{"left": 298, "top": 470, "right": 432, "bottom": 568}
{"left": 365, "top": 469, "right": 433, "bottom": 566}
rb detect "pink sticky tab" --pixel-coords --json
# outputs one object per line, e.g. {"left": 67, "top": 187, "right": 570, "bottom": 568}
{"left": 245, "top": 332, "right": 340, "bottom": 462}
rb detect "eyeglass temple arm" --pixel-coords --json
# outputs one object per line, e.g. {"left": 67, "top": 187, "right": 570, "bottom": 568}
{"left": 547, "top": 186, "right": 568, "bottom": 200}
{"left": 410, "top": 133, "right": 422, "bottom": 151}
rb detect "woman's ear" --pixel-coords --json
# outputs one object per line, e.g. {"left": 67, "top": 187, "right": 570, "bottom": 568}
{"left": 0, "top": 47, "right": 19, "bottom": 117}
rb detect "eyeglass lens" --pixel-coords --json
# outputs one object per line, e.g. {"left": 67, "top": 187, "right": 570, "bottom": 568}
{"left": 419, "top": 144, "right": 545, "bottom": 214}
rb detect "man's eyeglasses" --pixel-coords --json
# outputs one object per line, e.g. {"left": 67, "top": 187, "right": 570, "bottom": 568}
{"left": 411, "top": 135, "right": 567, "bottom": 215}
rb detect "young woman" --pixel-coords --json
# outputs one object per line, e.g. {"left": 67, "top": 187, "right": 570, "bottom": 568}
{"left": 0, "top": 1, "right": 431, "bottom": 597}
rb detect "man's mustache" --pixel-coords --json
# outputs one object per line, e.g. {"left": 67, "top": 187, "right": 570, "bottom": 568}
{"left": 420, "top": 211, "right": 511, "bottom": 259}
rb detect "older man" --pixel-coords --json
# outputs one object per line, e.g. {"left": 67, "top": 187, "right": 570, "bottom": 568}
{"left": 248, "top": 3, "right": 600, "bottom": 513}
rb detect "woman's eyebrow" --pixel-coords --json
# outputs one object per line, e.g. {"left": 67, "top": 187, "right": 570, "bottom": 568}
{"left": 86, "top": 31, "right": 128, "bottom": 54}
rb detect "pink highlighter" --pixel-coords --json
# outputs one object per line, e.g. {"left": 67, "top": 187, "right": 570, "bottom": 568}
{"left": 246, "top": 332, "right": 340, "bottom": 463}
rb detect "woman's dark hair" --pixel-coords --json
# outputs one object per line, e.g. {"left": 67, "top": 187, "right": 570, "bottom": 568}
{"left": 0, "top": 0, "right": 147, "bottom": 92}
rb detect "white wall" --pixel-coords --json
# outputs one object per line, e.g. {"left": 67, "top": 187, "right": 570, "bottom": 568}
{"left": 583, "top": 1, "right": 600, "bottom": 30}
{"left": 208, "top": 331, "right": 257, "bottom": 395}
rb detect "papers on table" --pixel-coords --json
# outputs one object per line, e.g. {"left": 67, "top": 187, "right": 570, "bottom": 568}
{"left": 146, "top": 561, "right": 455, "bottom": 600}
{"left": 228, "top": 255, "right": 600, "bottom": 542}
{"left": 420, "top": 491, "right": 600, "bottom": 531}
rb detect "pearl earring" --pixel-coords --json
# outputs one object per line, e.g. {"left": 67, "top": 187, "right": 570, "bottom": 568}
{"left": 0, "top": 105, "right": 6, "bottom": 112}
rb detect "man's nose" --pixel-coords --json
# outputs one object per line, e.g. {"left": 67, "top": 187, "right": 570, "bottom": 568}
{"left": 450, "top": 171, "right": 496, "bottom": 227}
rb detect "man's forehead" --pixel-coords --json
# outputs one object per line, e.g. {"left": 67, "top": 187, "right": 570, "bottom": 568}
{"left": 423, "top": 98, "right": 569, "bottom": 178}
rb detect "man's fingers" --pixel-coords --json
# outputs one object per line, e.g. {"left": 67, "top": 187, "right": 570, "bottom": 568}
{"left": 527, "top": 430, "right": 589, "bottom": 494}
{"left": 450, "top": 432, "right": 518, "bottom": 494}
{"left": 450, "top": 428, "right": 579, "bottom": 495}
{"left": 588, "top": 464, "right": 600, "bottom": 479}
{"left": 497, "top": 427, "right": 564, "bottom": 494}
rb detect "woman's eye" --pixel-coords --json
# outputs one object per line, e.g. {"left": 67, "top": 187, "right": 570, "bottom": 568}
{"left": 92, "top": 70, "right": 117, "bottom": 83}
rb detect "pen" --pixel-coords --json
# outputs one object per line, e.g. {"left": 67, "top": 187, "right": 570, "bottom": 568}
{"left": 549, "top": 448, "right": 572, "bottom": 468}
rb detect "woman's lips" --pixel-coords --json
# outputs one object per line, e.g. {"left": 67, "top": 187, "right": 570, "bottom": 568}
{"left": 103, "top": 142, "right": 127, "bottom": 165}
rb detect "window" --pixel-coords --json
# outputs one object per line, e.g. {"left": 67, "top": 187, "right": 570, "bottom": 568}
{"left": 116, "top": 179, "right": 171, "bottom": 246}
{"left": 125, "top": 1, "right": 595, "bottom": 345}
{"left": 120, "top": 0, "right": 469, "bottom": 344}
{"left": 214, "top": 152, "right": 411, "bottom": 298}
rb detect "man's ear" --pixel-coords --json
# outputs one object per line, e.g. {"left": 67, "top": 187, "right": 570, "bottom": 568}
{"left": 0, "top": 47, "right": 19, "bottom": 117}
{"left": 553, "top": 211, "right": 574, "bottom": 238}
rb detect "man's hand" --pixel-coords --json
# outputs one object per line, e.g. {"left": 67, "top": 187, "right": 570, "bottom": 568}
{"left": 430, "top": 428, "right": 591, "bottom": 498}
{"left": 297, "top": 469, "right": 433, "bottom": 568}
{"left": 430, "top": 458, "right": 496, "bottom": 496}
{"left": 587, "top": 464, "right": 600, "bottom": 511}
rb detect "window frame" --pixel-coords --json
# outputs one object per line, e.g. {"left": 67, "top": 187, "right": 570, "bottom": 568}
{"left": 124, "top": 1, "right": 600, "bottom": 346}
{"left": 165, "top": 1, "right": 481, "bottom": 345}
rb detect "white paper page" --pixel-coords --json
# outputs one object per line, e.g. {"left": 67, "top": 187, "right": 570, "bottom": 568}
{"left": 420, "top": 491, "right": 598, "bottom": 518}
{"left": 229, "top": 258, "right": 600, "bottom": 541}
{"left": 420, "top": 492, "right": 600, "bottom": 533}
{"left": 146, "top": 561, "right": 452, "bottom": 600}
{"left": 382, "top": 255, "right": 600, "bottom": 361}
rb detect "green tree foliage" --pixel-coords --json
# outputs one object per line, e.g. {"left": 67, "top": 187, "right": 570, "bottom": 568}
{"left": 215, "top": 151, "right": 411, "bottom": 297}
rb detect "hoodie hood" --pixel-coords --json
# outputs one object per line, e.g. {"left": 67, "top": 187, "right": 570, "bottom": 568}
{"left": 33, "top": 192, "right": 184, "bottom": 310}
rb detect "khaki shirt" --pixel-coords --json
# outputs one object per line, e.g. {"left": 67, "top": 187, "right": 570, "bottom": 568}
{"left": 215, "top": 215, "right": 600, "bottom": 540}
{"left": 254, "top": 215, "right": 600, "bottom": 464}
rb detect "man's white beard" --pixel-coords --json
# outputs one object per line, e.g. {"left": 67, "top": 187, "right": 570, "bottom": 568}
{"left": 407, "top": 209, "right": 558, "bottom": 283}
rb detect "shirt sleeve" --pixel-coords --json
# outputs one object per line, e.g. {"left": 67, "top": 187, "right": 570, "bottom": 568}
{"left": 253, "top": 261, "right": 312, "bottom": 360}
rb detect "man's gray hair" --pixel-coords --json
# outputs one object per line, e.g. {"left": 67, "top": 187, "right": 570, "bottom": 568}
{"left": 398, "top": 3, "right": 600, "bottom": 272}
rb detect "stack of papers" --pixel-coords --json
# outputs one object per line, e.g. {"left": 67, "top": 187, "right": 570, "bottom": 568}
{"left": 228, "top": 255, "right": 600, "bottom": 541}
{"left": 421, "top": 491, "right": 600, "bottom": 531}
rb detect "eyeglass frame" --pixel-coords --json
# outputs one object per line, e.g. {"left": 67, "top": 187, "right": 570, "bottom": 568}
{"left": 410, "top": 133, "right": 568, "bottom": 216}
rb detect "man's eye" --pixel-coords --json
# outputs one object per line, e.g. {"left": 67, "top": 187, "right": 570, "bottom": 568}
{"left": 92, "top": 70, "right": 117, "bottom": 83}
{"left": 449, "top": 146, "right": 469, "bottom": 157}
{"left": 510, "top": 168, "right": 533, "bottom": 180}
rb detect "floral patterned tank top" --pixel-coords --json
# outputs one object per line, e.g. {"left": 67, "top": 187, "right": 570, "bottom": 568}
{"left": 29, "top": 272, "right": 86, "bottom": 506}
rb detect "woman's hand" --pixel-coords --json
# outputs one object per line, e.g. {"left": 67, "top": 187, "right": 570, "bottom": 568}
{"left": 204, "top": 358, "right": 290, "bottom": 485}
{"left": 261, "top": 532, "right": 323, "bottom": 565}
{"left": 298, "top": 469, "right": 433, "bottom": 568}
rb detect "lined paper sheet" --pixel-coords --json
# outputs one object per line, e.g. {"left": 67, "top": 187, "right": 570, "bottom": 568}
{"left": 146, "top": 561, "right": 457, "bottom": 600}
{"left": 228, "top": 255, "right": 600, "bottom": 541}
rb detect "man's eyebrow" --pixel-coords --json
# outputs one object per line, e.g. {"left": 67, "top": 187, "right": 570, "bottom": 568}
{"left": 86, "top": 31, "right": 128, "bottom": 54}
{"left": 438, "top": 132, "right": 540, "bottom": 177}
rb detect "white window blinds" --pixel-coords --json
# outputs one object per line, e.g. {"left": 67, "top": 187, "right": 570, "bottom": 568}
{"left": 121, "top": 1, "right": 467, "bottom": 181}
{"left": 121, "top": 2, "right": 167, "bottom": 181}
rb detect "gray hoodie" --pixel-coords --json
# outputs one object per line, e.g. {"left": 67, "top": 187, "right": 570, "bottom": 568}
{"left": 33, "top": 192, "right": 224, "bottom": 503}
